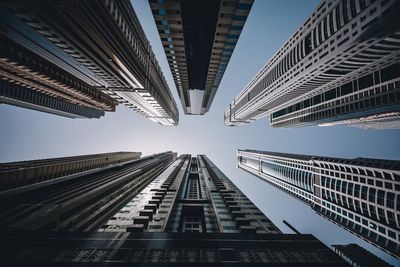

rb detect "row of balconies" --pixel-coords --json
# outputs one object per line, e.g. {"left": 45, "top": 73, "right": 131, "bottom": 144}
{"left": 213, "top": 179, "right": 256, "bottom": 233}
{"left": 128, "top": 189, "right": 166, "bottom": 232}
{"left": 128, "top": 170, "right": 178, "bottom": 232}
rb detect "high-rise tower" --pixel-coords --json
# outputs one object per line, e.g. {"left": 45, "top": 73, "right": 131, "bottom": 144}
{"left": 237, "top": 149, "right": 400, "bottom": 259}
{"left": 0, "top": 152, "right": 174, "bottom": 231}
{"left": 0, "top": 0, "right": 179, "bottom": 125}
{"left": 0, "top": 151, "right": 141, "bottom": 192}
{"left": 0, "top": 153, "right": 347, "bottom": 265}
{"left": 101, "top": 154, "right": 281, "bottom": 234}
{"left": 225, "top": 0, "right": 400, "bottom": 129}
{"left": 150, "top": 0, "right": 253, "bottom": 115}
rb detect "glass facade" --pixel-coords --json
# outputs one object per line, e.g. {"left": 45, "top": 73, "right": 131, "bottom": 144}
{"left": 238, "top": 149, "right": 400, "bottom": 260}
{"left": 0, "top": 152, "right": 175, "bottom": 231}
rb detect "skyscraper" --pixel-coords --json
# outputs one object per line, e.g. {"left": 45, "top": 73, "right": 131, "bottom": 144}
{"left": 0, "top": 152, "right": 175, "bottom": 231}
{"left": 0, "top": 0, "right": 179, "bottom": 125}
{"left": 237, "top": 149, "right": 400, "bottom": 259}
{"left": 0, "top": 153, "right": 347, "bottom": 265}
{"left": 225, "top": 0, "right": 400, "bottom": 129}
{"left": 332, "top": 243, "right": 393, "bottom": 267}
{"left": 150, "top": 0, "right": 253, "bottom": 115}
{"left": 100, "top": 154, "right": 281, "bottom": 234}
{"left": 0, "top": 80, "right": 109, "bottom": 119}
{"left": 0, "top": 151, "right": 141, "bottom": 192}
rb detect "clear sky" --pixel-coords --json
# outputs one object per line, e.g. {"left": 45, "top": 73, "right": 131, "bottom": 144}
{"left": 0, "top": 0, "right": 399, "bottom": 265}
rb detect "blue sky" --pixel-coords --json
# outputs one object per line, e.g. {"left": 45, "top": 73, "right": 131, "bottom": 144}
{"left": 0, "top": 0, "right": 399, "bottom": 265}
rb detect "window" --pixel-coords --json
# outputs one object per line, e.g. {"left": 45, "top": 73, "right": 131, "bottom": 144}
{"left": 369, "top": 205, "right": 378, "bottom": 220}
{"left": 354, "top": 184, "right": 360, "bottom": 197}
{"left": 340, "top": 82, "right": 353, "bottom": 96}
{"left": 342, "top": 0, "right": 349, "bottom": 24}
{"left": 369, "top": 222, "right": 377, "bottom": 230}
{"left": 384, "top": 182, "right": 393, "bottom": 190}
{"left": 377, "top": 190, "right": 385, "bottom": 205}
{"left": 347, "top": 183, "right": 353, "bottom": 195}
{"left": 368, "top": 188, "right": 376, "bottom": 203}
{"left": 182, "top": 217, "right": 202, "bottom": 233}
{"left": 388, "top": 230, "right": 396, "bottom": 239}
{"left": 377, "top": 208, "right": 386, "bottom": 222}
{"left": 381, "top": 64, "right": 400, "bottom": 83}
{"left": 378, "top": 226, "right": 385, "bottom": 234}
{"left": 317, "top": 23, "right": 323, "bottom": 44}
{"left": 361, "top": 202, "right": 368, "bottom": 215}
{"left": 223, "top": 225, "right": 237, "bottom": 230}
{"left": 342, "top": 181, "right": 347, "bottom": 193}
{"left": 336, "top": 180, "right": 342, "bottom": 191}
{"left": 349, "top": 0, "right": 357, "bottom": 18}
{"left": 387, "top": 192, "right": 395, "bottom": 209}
{"left": 361, "top": 186, "right": 368, "bottom": 200}
{"left": 325, "top": 88, "right": 336, "bottom": 101}
{"left": 323, "top": 17, "right": 328, "bottom": 40}
{"left": 335, "top": 5, "right": 342, "bottom": 29}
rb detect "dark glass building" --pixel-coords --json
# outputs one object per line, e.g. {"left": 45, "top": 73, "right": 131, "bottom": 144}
{"left": 0, "top": 0, "right": 179, "bottom": 125}
{"left": 225, "top": 0, "right": 400, "bottom": 129}
{"left": 0, "top": 80, "right": 108, "bottom": 119}
{"left": 0, "top": 152, "right": 175, "bottom": 231}
{"left": 0, "top": 153, "right": 347, "bottom": 265}
{"left": 237, "top": 149, "right": 400, "bottom": 260}
{"left": 150, "top": 0, "right": 253, "bottom": 115}
{"left": 0, "top": 151, "right": 141, "bottom": 192}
